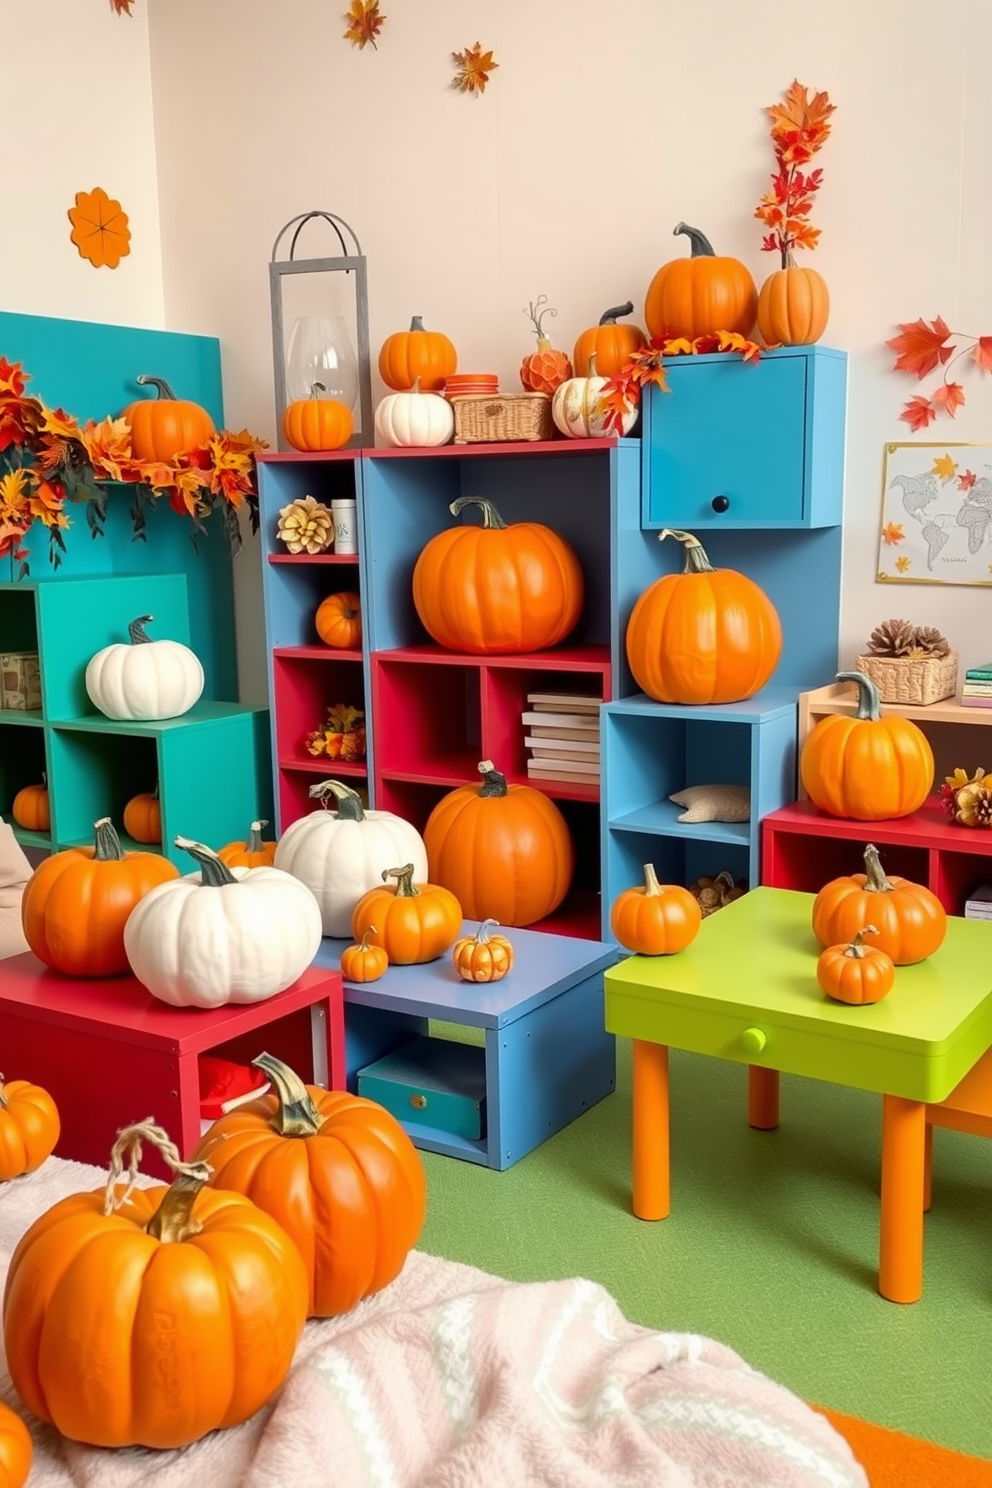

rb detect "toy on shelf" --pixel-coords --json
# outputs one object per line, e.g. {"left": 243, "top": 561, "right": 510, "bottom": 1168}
{"left": 573, "top": 301, "right": 646, "bottom": 377}
{"left": 519, "top": 295, "right": 572, "bottom": 395}
{"left": 855, "top": 619, "right": 958, "bottom": 707}
{"left": 85, "top": 614, "right": 205, "bottom": 722}
{"left": 811, "top": 843, "right": 946, "bottom": 964}
{"left": 218, "top": 819, "right": 278, "bottom": 867}
{"left": 315, "top": 591, "right": 362, "bottom": 650}
{"left": 374, "top": 379, "right": 454, "bottom": 447}
{"left": 453, "top": 919, "right": 514, "bottom": 983}
{"left": 0, "top": 1075, "right": 60, "bottom": 1180}
{"left": 123, "top": 784, "right": 161, "bottom": 844}
{"left": 11, "top": 776, "right": 49, "bottom": 834}
{"left": 644, "top": 223, "right": 758, "bottom": 342}
{"left": 816, "top": 926, "right": 894, "bottom": 1005}
{"left": 551, "top": 354, "right": 636, "bottom": 440}
{"left": 352, "top": 863, "right": 463, "bottom": 964}
{"left": 609, "top": 864, "right": 701, "bottom": 955}
{"left": 800, "top": 670, "right": 935, "bottom": 820}
{"left": 276, "top": 494, "right": 334, "bottom": 554}
{"left": 378, "top": 316, "right": 457, "bottom": 391}
{"left": 340, "top": 927, "right": 388, "bottom": 982}
{"left": 282, "top": 384, "right": 353, "bottom": 452}
{"left": 122, "top": 374, "right": 215, "bottom": 461}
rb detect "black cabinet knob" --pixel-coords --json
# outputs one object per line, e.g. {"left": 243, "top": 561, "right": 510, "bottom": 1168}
{"left": 711, "top": 495, "right": 730, "bottom": 513}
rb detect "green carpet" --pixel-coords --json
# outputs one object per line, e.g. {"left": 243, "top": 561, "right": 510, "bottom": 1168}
{"left": 417, "top": 1033, "right": 992, "bottom": 1461}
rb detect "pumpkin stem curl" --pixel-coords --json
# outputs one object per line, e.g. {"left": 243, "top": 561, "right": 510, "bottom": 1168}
{"left": 103, "top": 1118, "right": 213, "bottom": 1244}
{"left": 476, "top": 918, "right": 500, "bottom": 943}
{"left": 863, "top": 843, "right": 895, "bottom": 894}
{"left": 642, "top": 863, "right": 663, "bottom": 897}
{"left": 599, "top": 301, "right": 635, "bottom": 326}
{"left": 449, "top": 496, "right": 507, "bottom": 530}
{"left": 845, "top": 926, "right": 879, "bottom": 959}
{"left": 309, "top": 381, "right": 327, "bottom": 399}
{"left": 658, "top": 529, "right": 715, "bottom": 575}
{"left": 127, "top": 614, "right": 155, "bottom": 646}
{"left": 175, "top": 836, "right": 239, "bottom": 887}
{"left": 673, "top": 222, "right": 716, "bottom": 258}
{"left": 309, "top": 779, "right": 366, "bottom": 819}
{"left": 135, "top": 375, "right": 178, "bottom": 401}
{"left": 248, "top": 820, "right": 268, "bottom": 853}
{"left": 357, "top": 927, "right": 377, "bottom": 950}
{"left": 383, "top": 863, "right": 419, "bottom": 897}
{"left": 251, "top": 1052, "right": 324, "bottom": 1137}
{"left": 836, "top": 670, "right": 882, "bottom": 723}
{"left": 93, "top": 817, "right": 127, "bottom": 862}
{"left": 476, "top": 760, "right": 509, "bottom": 797}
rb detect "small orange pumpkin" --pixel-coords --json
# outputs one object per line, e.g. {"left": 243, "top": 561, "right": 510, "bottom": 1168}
{"left": 452, "top": 919, "right": 514, "bottom": 983}
{"left": 817, "top": 926, "right": 895, "bottom": 1006}
{"left": 800, "top": 671, "right": 934, "bottom": 821}
{"left": 217, "top": 819, "right": 278, "bottom": 869}
{"left": 315, "top": 591, "right": 362, "bottom": 650}
{"left": 282, "top": 385, "right": 353, "bottom": 452}
{"left": 0, "top": 1075, "right": 60, "bottom": 1181}
{"left": 812, "top": 843, "right": 946, "bottom": 966}
{"left": 378, "top": 316, "right": 457, "bottom": 391}
{"left": 340, "top": 927, "right": 388, "bottom": 983}
{"left": 519, "top": 296, "right": 572, "bottom": 394}
{"left": 0, "top": 1401, "right": 31, "bottom": 1488}
{"left": 573, "top": 301, "right": 647, "bottom": 377}
{"left": 626, "top": 529, "right": 782, "bottom": 705}
{"left": 757, "top": 264, "right": 829, "bottom": 347}
{"left": 352, "top": 863, "right": 462, "bottom": 964}
{"left": 123, "top": 376, "right": 215, "bottom": 461}
{"left": 11, "top": 777, "right": 49, "bottom": 834}
{"left": 610, "top": 863, "right": 702, "bottom": 955}
{"left": 123, "top": 784, "right": 161, "bottom": 844}
{"left": 645, "top": 223, "right": 758, "bottom": 341}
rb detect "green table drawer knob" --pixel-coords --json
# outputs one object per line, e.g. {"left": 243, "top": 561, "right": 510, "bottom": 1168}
{"left": 741, "top": 1026, "right": 767, "bottom": 1055}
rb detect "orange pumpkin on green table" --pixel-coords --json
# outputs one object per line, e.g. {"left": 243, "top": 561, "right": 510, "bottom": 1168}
{"left": 0, "top": 1075, "right": 60, "bottom": 1180}
{"left": 452, "top": 919, "right": 514, "bottom": 983}
{"left": 519, "top": 296, "right": 573, "bottom": 394}
{"left": 378, "top": 316, "right": 457, "bottom": 391}
{"left": 412, "top": 497, "right": 584, "bottom": 654}
{"left": 425, "top": 761, "right": 574, "bottom": 926}
{"left": 644, "top": 223, "right": 758, "bottom": 341}
{"left": 800, "top": 671, "right": 934, "bottom": 820}
{"left": 21, "top": 817, "right": 179, "bottom": 977}
{"left": 812, "top": 843, "right": 946, "bottom": 965}
{"left": 3, "top": 1119, "right": 308, "bottom": 1448}
{"left": 217, "top": 819, "right": 278, "bottom": 869}
{"left": 625, "top": 529, "right": 782, "bottom": 705}
{"left": 123, "top": 784, "right": 161, "bottom": 845}
{"left": 0, "top": 1402, "right": 31, "bottom": 1488}
{"left": 316, "top": 590, "right": 362, "bottom": 649}
{"left": 352, "top": 864, "right": 462, "bottom": 964}
{"left": 573, "top": 301, "right": 647, "bottom": 377}
{"left": 282, "top": 384, "right": 353, "bottom": 452}
{"left": 817, "top": 926, "right": 895, "bottom": 1006}
{"left": 340, "top": 927, "right": 388, "bottom": 983}
{"left": 610, "top": 864, "right": 702, "bottom": 955}
{"left": 194, "top": 1052, "right": 426, "bottom": 1317}
{"left": 11, "top": 778, "right": 49, "bottom": 834}
{"left": 757, "top": 263, "right": 830, "bottom": 347}
{"left": 123, "top": 375, "right": 215, "bottom": 460}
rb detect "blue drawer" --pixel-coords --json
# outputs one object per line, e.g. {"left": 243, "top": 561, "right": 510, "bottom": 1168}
{"left": 357, "top": 1035, "right": 486, "bottom": 1141}
{"left": 642, "top": 345, "right": 846, "bottom": 531}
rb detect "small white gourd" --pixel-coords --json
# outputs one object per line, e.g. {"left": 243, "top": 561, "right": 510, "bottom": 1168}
{"left": 551, "top": 353, "right": 637, "bottom": 440}
{"left": 375, "top": 378, "right": 455, "bottom": 448}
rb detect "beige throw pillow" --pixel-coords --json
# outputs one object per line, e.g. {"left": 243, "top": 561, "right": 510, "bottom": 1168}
{"left": 669, "top": 784, "right": 751, "bottom": 823}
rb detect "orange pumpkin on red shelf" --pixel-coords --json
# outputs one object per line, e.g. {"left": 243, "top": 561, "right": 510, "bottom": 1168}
{"left": 378, "top": 316, "right": 457, "bottom": 391}
{"left": 811, "top": 843, "right": 946, "bottom": 966}
{"left": 424, "top": 761, "right": 574, "bottom": 927}
{"left": 352, "top": 864, "right": 462, "bottom": 964}
{"left": 11, "top": 777, "right": 49, "bottom": 834}
{"left": 573, "top": 301, "right": 647, "bottom": 377}
{"left": 817, "top": 926, "right": 895, "bottom": 1006}
{"left": 644, "top": 223, "right": 758, "bottom": 342}
{"left": 519, "top": 296, "right": 572, "bottom": 395}
{"left": 412, "top": 496, "right": 583, "bottom": 655}
{"left": 123, "top": 785, "right": 161, "bottom": 845}
{"left": 217, "top": 819, "right": 278, "bottom": 869}
{"left": 625, "top": 529, "right": 782, "bottom": 705}
{"left": 282, "top": 386, "right": 353, "bottom": 452}
{"left": 610, "top": 864, "right": 702, "bottom": 955}
{"left": 123, "top": 376, "right": 215, "bottom": 461}
{"left": 0, "top": 1074, "right": 60, "bottom": 1181}
{"left": 315, "top": 591, "right": 362, "bottom": 650}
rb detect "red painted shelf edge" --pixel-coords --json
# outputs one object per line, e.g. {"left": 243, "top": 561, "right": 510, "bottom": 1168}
{"left": 273, "top": 647, "right": 365, "bottom": 662}
{"left": 371, "top": 643, "right": 611, "bottom": 670}
{"left": 279, "top": 757, "right": 367, "bottom": 775}
{"left": 258, "top": 439, "right": 620, "bottom": 465}
{"left": 762, "top": 799, "right": 992, "bottom": 855}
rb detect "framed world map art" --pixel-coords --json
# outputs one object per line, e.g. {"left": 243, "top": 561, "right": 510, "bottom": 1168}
{"left": 877, "top": 442, "right": 992, "bottom": 587}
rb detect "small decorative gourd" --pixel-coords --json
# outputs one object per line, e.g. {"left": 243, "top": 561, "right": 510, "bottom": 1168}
{"left": 757, "top": 263, "right": 829, "bottom": 348}
{"left": 123, "top": 784, "right": 161, "bottom": 844}
{"left": 519, "top": 295, "right": 572, "bottom": 394}
{"left": 217, "top": 819, "right": 278, "bottom": 869}
{"left": 816, "top": 926, "right": 895, "bottom": 1006}
{"left": 85, "top": 615, "right": 204, "bottom": 721}
{"left": 315, "top": 591, "right": 362, "bottom": 649}
{"left": 572, "top": 301, "right": 647, "bottom": 377}
{"left": 0, "top": 1075, "right": 60, "bottom": 1180}
{"left": 644, "top": 223, "right": 758, "bottom": 342}
{"left": 0, "top": 1400, "right": 31, "bottom": 1488}
{"left": 452, "top": 919, "right": 514, "bottom": 983}
{"left": 811, "top": 843, "right": 946, "bottom": 965}
{"left": 282, "top": 382, "right": 353, "bottom": 452}
{"left": 800, "top": 671, "right": 935, "bottom": 820}
{"left": 340, "top": 927, "right": 388, "bottom": 983}
{"left": 374, "top": 378, "right": 455, "bottom": 447}
{"left": 610, "top": 864, "right": 702, "bottom": 954}
{"left": 11, "top": 776, "right": 49, "bottom": 834}
{"left": 352, "top": 863, "right": 462, "bottom": 964}
{"left": 551, "top": 353, "right": 637, "bottom": 439}
{"left": 378, "top": 316, "right": 458, "bottom": 391}
{"left": 123, "top": 375, "right": 215, "bottom": 461}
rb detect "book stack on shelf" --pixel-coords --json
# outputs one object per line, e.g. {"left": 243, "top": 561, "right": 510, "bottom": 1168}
{"left": 522, "top": 691, "right": 601, "bottom": 788}
{"left": 962, "top": 662, "right": 992, "bottom": 708}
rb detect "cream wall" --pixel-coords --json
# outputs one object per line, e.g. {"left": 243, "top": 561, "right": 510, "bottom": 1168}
{"left": 0, "top": 0, "right": 165, "bottom": 327}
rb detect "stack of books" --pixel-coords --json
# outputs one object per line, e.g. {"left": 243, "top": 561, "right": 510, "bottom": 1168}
{"left": 962, "top": 663, "right": 992, "bottom": 708}
{"left": 521, "top": 691, "right": 601, "bottom": 787}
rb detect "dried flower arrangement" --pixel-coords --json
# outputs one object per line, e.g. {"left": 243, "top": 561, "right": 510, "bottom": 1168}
{"left": 305, "top": 704, "right": 367, "bottom": 762}
{"left": 276, "top": 496, "right": 334, "bottom": 555}
{"left": 941, "top": 768, "right": 992, "bottom": 829}
{"left": 854, "top": 619, "right": 958, "bottom": 706}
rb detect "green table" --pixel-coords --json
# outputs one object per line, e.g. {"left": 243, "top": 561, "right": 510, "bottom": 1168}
{"left": 604, "top": 886, "right": 992, "bottom": 1303}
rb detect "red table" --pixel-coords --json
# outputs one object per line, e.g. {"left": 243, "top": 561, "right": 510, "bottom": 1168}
{"left": 0, "top": 955, "right": 345, "bottom": 1180}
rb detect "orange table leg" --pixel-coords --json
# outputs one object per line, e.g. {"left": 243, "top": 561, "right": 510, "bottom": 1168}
{"left": 632, "top": 1039, "right": 669, "bottom": 1220}
{"left": 923, "top": 1121, "right": 933, "bottom": 1214}
{"left": 879, "top": 1094, "right": 926, "bottom": 1304}
{"left": 748, "top": 1066, "right": 780, "bottom": 1129}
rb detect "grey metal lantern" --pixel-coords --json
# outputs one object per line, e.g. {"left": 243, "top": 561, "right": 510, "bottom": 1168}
{"left": 269, "top": 211, "right": 372, "bottom": 451}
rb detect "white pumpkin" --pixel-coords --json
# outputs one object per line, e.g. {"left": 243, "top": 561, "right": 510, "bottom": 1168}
{"left": 123, "top": 836, "right": 322, "bottom": 1008}
{"left": 551, "top": 352, "right": 637, "bottom": 439}
{"left": 375, "top": 379, "right": 455, "bottom": 448}
{"left": 85, "top": 614, "right": 204, "bottom": 721}
{"left": 274, "top": 778, "right": 429, "bottom": 938}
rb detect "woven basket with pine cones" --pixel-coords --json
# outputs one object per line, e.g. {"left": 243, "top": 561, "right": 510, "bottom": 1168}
{"left": 855, "top": 620, "right": 958, "bottom": 706}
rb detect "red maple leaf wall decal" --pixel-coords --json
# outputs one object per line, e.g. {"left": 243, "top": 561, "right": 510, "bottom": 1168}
{"left": 886, "top": 315, "right": 992, "bottom": 426}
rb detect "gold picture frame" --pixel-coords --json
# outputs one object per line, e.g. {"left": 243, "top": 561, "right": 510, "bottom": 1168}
{"left": 877, "top": 441, "right": 992, "bottom": 586}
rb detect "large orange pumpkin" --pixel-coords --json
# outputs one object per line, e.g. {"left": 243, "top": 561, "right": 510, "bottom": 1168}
{"left": 194, "top": 1053, "right": 427, "bottom": 1317}
{"left": 378, "top": 316, "right": 457, "bottom": 391}
{"left": 123, "top": 376, "right": 215, "bottom": 461}
{"left": 11, "top": 779, "right": 49, "bottom": 834}
{"left": 625, "top": 529, "right": 782, "bottom": 704}
{"left": 0, "top": 1076, "right": 60, "bottom": 1181}
{"left": 217, "top": 819, "right": 278, "bottom": 869}
{"left": 123, "top": 785, "right": 161, "bottom": 845}
{"left": 644, "top": 223, "right": 758, "bottom": 341}
{"left": 21, "top": 817, "right": 179, "bottom": 977}
{"left": 816, "top": 927, "right": 895, "bottom": 1006}
{"left": 573, "top": 301, "right": 647, "bottom": 377}
{"left": 757, "top": 264, "right": 830, "bottom": 347}
{"left": 282, "top": 387, "right": 353, "bottom": 452}
{"left": 412, "top": 496, "right": 584, "bottom": 654}
{"left": 812, "top": 843, "right": 946, "bottom": 966}
{"left": 0, "top": 1402, "right": 31, "bottom": 1488}
{"left": 610, "top": 863, "right": 701, "bottom": 955}
{"left": 3, "top": 1119, "right": 308, "bottom": 1449}
{"left": 315, "top": 590, "right": 362, "bottom": 649}
{"left": 352, "top": 864, "right": 462, "bottom": 964}
{"left": 424, "top": 761, "right": 574, "bottom": 926}
{"left": 800, "top": 671, "right": 935, "bottom": 820}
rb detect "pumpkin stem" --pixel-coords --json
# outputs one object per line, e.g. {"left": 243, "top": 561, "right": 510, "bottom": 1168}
{"left": 251, "top": 1052, "right": 324, "bottom": 1137}
{"left": 175, "top": 835, "right": 240, "bottom": 886}
{"left": 383, "top": 863, "right": 419, "bottom": 897}
{"left": 599, "top": 301, "right": 635, "bottom": 325}
{"left": 642, "top": 863, "right": 663, "bottom": 897}
{"left": 102, "top": 1118, "right": 212, "bottom": 1243}
{"left": 673, "top": 222, "right": 716, "bottom": 258}
{"left": 845, "top": 925, "right": 879, "bottom": 959}
{"left": 477, "top": 760, "right": 508, "bottom": 797}
{"left": 409, "top": 316, "right": 425, "bottom": 332}
{"left": 863, "top": 843, "right": 895, "bottom": 894}
{"left": 837, "top": 670, "right": 882, "bottom": 723}
{"left": 135, "top": 375, "right": 177, "bottom": 401}
{"left": 588, "top": 351, "right": 600, "bottom": 378}
{"left": 356, "top": 927, "right": 377, "bottom": 951}
{"left": 523, "top": 294, "right": 557, "bottom": 342}
{"left": 93, "top": 817, "right": 127, "bottom": 862}
{"left": 0, "top": 1079, "right": 7, "bottom": 1110}
{"left": 308, "top": 778, "right": 366, "bottom": 819}
{"left": 127, "top": 614, "right": 155, "bottom": 645}
{"left": 247, "top": 820, "right": 268, "bottom": 853}
{"left": 449, "top": 496, "right": 507, "bottom": 530}
{"left": 310, "top": 381, "right": 326, "bottom": 399}
{"left": 411, "top": 376, "right": 423, "bottom": 394}
{"left": 476, "top": 918, "right": 500, "bottom": 943}
{"left": 658, "top": 529, "right": 715, "bottom": 574}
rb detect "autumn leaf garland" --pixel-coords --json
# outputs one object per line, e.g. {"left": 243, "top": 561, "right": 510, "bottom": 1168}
{"left": 886, "top": 316, "right": 992, "bottom": 430}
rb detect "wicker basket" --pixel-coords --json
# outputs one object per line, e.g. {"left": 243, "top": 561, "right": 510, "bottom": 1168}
{"left": 853, "top": 650, "right": 959, "bottom": 706}
{"left": 450, "top": 392, "right": 552, "bottom": 444}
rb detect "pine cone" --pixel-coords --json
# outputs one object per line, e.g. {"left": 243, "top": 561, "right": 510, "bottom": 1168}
{"left": 908, "top": 625, "right": 951, "bottom": 658}
{"left": 866, "top": 618, "right": 916, "bottom": 657}
{"left": 276, "top": 495, "right": 333, "bottom": 555}
{"left": 955, "top": 780, "right": 992, "bottom": 829}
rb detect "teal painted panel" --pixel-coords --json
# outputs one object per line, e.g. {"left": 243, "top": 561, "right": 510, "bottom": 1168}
{"left": 0, "top": 313, "right": 237, "bottom": 701}
{"left": 158, "top": 712, "right": 273, "bottom": 869}
{"left": 46, "top": 724, "right": 158, "bottom": 846}
{"left": 357, "top": 1036, "right": 487, "bottom": 1140}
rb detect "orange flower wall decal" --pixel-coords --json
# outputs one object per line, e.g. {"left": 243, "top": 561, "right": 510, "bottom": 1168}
{"left": 68, "top": 188, "right": 131, "bottom": 269}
